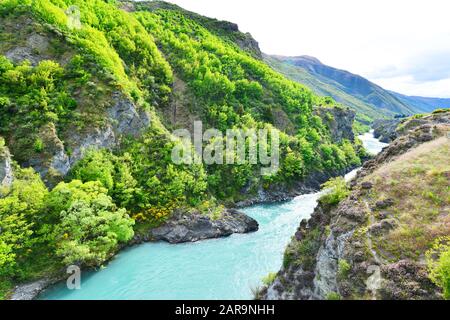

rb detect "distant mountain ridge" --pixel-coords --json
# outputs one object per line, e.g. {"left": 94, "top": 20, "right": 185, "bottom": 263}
{"left": 390, "top": 91, "right": 450, "bottom": 113}
{"left": 265, "top": 54, "right": 449, "bottom": 122}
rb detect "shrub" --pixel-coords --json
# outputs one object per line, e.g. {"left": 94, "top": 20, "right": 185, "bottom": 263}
{"left": 55, "top": 191, "right": 134, "bottom": 266}
{"left": 338, "top": 259, "right": 351, "bottom": 279}
{"left": 426, "top": 237, "right": 450, "bottom": 299}
{"left": 262, "top": 272, "right": 277, "bottom": 286}
{"left": 33, "top": 138, "right": 44, "bottom": 153}
{"left": 0, "top": 168, "right": 48, "bottom": 277}
{"left": 326, "top": 292, "right": 341, "bottom": 300}
{"left": 319, "top": 177, "right": 350, "bottom": 205}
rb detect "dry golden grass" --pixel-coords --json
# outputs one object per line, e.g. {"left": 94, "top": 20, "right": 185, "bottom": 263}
{"left": 364, "top": 135, "right": 450, "bottom": 261}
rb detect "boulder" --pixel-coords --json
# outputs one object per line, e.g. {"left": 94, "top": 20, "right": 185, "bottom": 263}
{"left": 148, "top": 209, "right": 258, "bottom": 244}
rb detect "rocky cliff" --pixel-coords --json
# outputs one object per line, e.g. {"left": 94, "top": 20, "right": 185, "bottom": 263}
{"left": 372, "top": 118, "right": 401, "bottom": 143}
{"left": 263, "top": 110, "right": 450, "bottom": 300}
{"left": 373, "top": 109, "right": 450, "bottom": 143}
{"left": 314, "top": 106, "right": 355, "bottom": 143}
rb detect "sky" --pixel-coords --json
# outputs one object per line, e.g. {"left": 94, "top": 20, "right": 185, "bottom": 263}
{"left": 162, "top": 0, "right": 450, "bottom": 98}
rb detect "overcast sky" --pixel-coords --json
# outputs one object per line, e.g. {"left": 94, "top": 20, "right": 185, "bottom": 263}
{"left": 163, "top": 0, "right": 450, "bottom": 98}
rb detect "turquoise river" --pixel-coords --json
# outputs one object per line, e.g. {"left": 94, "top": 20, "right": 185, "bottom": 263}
{"left": 39, "top": 131, "right": 386, "bottom": 300}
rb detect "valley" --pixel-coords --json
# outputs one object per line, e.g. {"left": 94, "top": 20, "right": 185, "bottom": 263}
{"left": 0, "top": 0, "right": 448, "bottom": 301}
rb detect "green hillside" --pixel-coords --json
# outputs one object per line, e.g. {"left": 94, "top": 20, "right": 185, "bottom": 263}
{"left": 264, "top": 55, "right": 440, "bottom": 124}
{"left": 264, "top": 54, "right": 380, "bottom": 124}
{"left": 0, "top": 0, "right": 365, "bottom": 297}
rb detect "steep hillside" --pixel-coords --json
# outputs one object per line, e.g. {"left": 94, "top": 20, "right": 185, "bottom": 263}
{"left": 130, "top": 0, "right": 262, "bottom": 59}
{"left": 264, "top": 54, "right": 382, "bottom": 124}
{"left": 262, "top": 110, "right": 450, "bottom": 300}
{"left": 0, "top": 0, "right": 366, "bottom": 298}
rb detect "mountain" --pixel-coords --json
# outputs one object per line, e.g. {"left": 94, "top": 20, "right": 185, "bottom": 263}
{"left": 391, "top": 91, "right": 450, "bottom": 113}
{"left": 0, "top": 0, "right": 366, "bottom": 298}
{"left": 132, "top": 0, "right": 263, "bottom": 59}
{"left": 265, "top": 55, "right": 448, "bottom": 123}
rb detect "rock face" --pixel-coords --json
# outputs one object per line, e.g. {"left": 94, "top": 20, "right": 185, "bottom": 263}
{"left": 138, "top": 209, "right": 258, "bottom": 244}
{"left": 314, "top": 107, "right": 355, "bottom": 143}
{"left": 21, "top": 92, "right": 150, "bottom": 186}
{"left": 10, "top": 279, "right": 56, "bottom": 301}
{"left": 372, "top": 118, "right": 401, "bottom": 143}
{"left": 0, "top": 144, "right": 13, "bottom": 188}
{"left": 373, "top": 110, "right": 450, "bottom": 143}
{"left": 65, "top": 92, "right": 150, "bottom": 168}
{"left": 262, "top": 110, "right": 450, "bottom": 300}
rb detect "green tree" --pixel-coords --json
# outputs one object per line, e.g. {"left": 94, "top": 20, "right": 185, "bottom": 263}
{"left": 54, "top": 191, "right": 134, "bottom": 266}
{"left": 426, "top": 237, "right": 450, "bottom": 299}
{"left": 0, "top": 168, "right": 48, "bottom": 276}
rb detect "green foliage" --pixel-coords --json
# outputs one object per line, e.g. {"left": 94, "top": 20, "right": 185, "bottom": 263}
{"left": 0, "top": 168, "right": 48, "bottom": 277}
{"left": 262, "top": 272, "right": 277, "bottom": 286}
{"left": 319, "top": 177, "right": 350, "bottom": 205}
{"left": 326, "top": 292, "right": 342, "bottom": 300}
{"left": 426, "top": 237, "right": 450, "bottom": 299}
{"left": 134, "top": 7, "right": 362, "bottom": 199}
{"left": 338, "top": 259, "right": 351, "bottom": 279}
{"left": 0, "top": 0, "right": 365, "bottom": 294}
{"left": 353, "top": 121, "right": 370, "bottom": 135}
{"left": 124, "top": 128, "right": 208, "bottom": 213}
{"left": 69, "top": 149, "right": 115, "bottom": 191}
{"left": 55, "top": 193, "right": 134, "bottom": 266}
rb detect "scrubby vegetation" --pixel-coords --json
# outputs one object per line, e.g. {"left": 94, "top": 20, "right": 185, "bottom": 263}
{"left": 261, "top": 272, "right": 277, "bottom": 286}
{"left": 367, "top": 136, "right": 450, "bottom": 261}
{"left": 0, "top": 0, "right": 366, "bottom": 298}
{"left": 319, "top": 177, "right": 350, "bottom": 205}
{"left": 427, "top": 237, "right": 450, "bottom": 299}
{"left": 134, "top": 5, "right": 364, "bottom": 199}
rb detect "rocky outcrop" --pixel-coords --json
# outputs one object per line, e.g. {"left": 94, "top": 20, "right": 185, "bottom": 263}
{"left": 373, "top": 110, "right": 450, "bottom": 143}
{"left": 314, "top": 107, "right": 355, "bottom": 143}
{"left": 21, "top": 92, "right": 150, "bottom": 186}
{"left": 10, "top": 278, "right": 58, "bottom": 300}
{"left": 66, "top": 92, "right": 150, "bottom": 167}
{"left": 135, "top": 209, "right": 258, "bottom": 244}
{"left": 0, "top": 143, "right": 13, "bottom": 188}
{"left": 262, "top": 110, "right": 450, "bottom": 300}
{"left": 372, "top": 118, "right": 401, "bottom": 143}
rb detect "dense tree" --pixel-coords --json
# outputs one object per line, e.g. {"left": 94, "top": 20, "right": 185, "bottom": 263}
{"left": 55, "top": 193, "right": 134, "bottom": 266}
{"left": 0, "top": 168, "right": 48, "bottom": 276}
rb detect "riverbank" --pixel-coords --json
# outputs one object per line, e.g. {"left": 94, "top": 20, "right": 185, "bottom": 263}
{"left": 263, "top": 111, "right": 449, "bottom": 300}
{"left": 10, "top": 131, "right": 382, "bottom": 299}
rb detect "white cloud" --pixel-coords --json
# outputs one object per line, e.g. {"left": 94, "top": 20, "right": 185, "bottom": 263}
{"left": 163, "top": 0, "right": 450, "bottom": 98}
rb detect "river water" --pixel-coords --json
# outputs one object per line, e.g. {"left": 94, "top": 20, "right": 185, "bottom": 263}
{"left": 39, "top": 132, "right": 387, "bottom": 300}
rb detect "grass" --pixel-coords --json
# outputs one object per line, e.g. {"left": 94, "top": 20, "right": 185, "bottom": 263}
{"left": 363, "top": 134, "right": 450, "bottom": 261}
{"left": 262, "top": 272, "right": 277, "bottom": 286}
